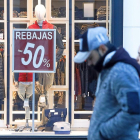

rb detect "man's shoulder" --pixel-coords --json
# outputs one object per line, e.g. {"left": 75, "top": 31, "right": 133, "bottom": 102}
{"left": 111, "top": 62, "right": 137, "bottom": 74}
{"left": 107, "top": 62, "right": 139, "bottom": 82}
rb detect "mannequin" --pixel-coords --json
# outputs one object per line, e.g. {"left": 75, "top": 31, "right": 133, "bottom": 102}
{"left": 14, "top": 73, "right": 33, "bottom": 131}
{"left": 28, "top": 4, "right": 64, "bottom": 129}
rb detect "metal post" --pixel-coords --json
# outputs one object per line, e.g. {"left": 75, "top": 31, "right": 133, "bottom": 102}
{"left": 32, "top": 73, "right": 35, "bottom": 132}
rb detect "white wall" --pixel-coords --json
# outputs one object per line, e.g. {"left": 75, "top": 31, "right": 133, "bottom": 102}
{"left": 123, "top": 0, "right": 140, "bottom": 59}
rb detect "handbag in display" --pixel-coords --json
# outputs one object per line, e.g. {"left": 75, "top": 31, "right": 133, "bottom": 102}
{"left": 83, "top": 92, "right": 93, "bottom": 111}
{"left": 45, "top": 108, "right": 67, "bottom": 131}
{"left": 53, "top": 122, "right": 70, "bottom": 134}
{"left": 74, "top": 95, "right": 82, "bottom": 110}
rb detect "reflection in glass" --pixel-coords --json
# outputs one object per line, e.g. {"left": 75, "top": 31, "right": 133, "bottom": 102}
{"left": 13, "top": 0, "right": 27, "bottom": 18}
{"left": 0, "top": 0, "right": 4, "bottom": 20}
{"left": 0, "top": 23, "right": 4, "bottom": 40}
{"left": 51, "top": 0, "right": 66, "bottom": 18}
{"left": 53, "top": 24, "right": 66, "bottom": 40}
{"left": 75, "top": 23, "right": 106, "bottom": 40}
{"left": 75, "top": 0, "right": 108, "bottom": 20}
{"left": 53, "top": 55, "right": 66, "bottom": 86}
{"left": 74, "top": 43, "right": 97, "bottom": 111}
{"left": 54, "top": 91, "right": 66, "bottom": 108}
{"left": 33, "top": 0, "right": 45, "bottom": 18}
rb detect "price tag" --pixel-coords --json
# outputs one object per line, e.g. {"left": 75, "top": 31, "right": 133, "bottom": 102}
{"left": 54, "top": 112, "right": 58, "bottom": 115}
{"left": 40, "top": 97, "right": 45, "bottom": 103}
{"left": 24, "top": 99, "right": 29, "bottom": 107}
{"left": 50, "top": 110, "right": 55, "bottom": 112}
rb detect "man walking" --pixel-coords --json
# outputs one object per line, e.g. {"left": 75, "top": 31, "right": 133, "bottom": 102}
{"left": 74, "top": 27, "right": 140, "bottom": 140}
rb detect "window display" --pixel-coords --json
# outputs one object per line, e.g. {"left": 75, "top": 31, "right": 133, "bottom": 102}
{"left": 0, "top": 0, "right": 111, "bottom": 135}
{"left": 73, "top": 0, "right": 110, "bottom": 122}
{"left": 75, "top": 0, "right": 107, "bottom": 20}
{"left": 51, "top": 0, "right": 66, "bottom": 18}
{"left": 97, "top": 6, "right": 110, "bottom": 20}
{"left": 13, "top": 0, "right": 27, "bottom": 18}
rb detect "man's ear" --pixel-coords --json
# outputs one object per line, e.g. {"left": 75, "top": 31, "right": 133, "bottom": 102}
{"left": 99, "top": 45, "right": 108, "bottom": 55}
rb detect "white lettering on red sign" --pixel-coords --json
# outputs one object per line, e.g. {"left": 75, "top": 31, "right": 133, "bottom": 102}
{"left": 16, "top": 31, "right": 53, "bottom": 40}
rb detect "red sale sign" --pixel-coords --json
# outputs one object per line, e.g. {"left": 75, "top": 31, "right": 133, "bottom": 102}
{"left": 12, "top": 29, "right": 56, "bottom": 73}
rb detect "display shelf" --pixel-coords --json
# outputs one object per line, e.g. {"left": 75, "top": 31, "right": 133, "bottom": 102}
{"left": 0, "top": 20, "right": 4, "bottom": 23}
{"left": 74, "top": 40, "right": 80, "bottom": 42}
{"left": 0, "top": 111, "right": 4, "bottom": 114}
{"left": 15, "top": 120, "right": 39, "bottom": 122}
{"left": 0, "top": 40, "right": 5, "bottom": 42}
{"left": 74, "top": 111, "right": 93, "bottom": 114}
{"left": 12, "top": 111, "right": 41, "bottom": 114}
{"left": 74, "top": 20, "right": 107, "bottom": 23}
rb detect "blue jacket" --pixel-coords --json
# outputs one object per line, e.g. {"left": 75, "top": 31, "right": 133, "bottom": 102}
{"left": 88, "top": 47, "right": 140, "bottom": 140}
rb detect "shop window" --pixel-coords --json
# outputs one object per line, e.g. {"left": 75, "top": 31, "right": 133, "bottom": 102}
{"left": 13, "top": 0, "right": 27, "bottom": 18}
{"left": 75, "top": 0, "right": 109, "bottom": 20}
{"left": 51, "top": 0, "right": 66, "bottom": 18}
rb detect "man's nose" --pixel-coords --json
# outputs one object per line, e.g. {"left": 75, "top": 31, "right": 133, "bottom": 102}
{"left": 136, "top": 56, "right": 139, "bottom": 62}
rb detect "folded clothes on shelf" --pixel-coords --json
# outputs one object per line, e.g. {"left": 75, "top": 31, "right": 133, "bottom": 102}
{"left": 13, "top": 10, "right": 18, "bottom": 18}
{"left": 97, "top": 6, "right": 110, "bottom": 20}
{"left": 18, "top": 11, "right": 27, "bottom": 18}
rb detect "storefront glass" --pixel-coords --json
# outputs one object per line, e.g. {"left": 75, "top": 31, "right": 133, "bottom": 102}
{"left": 73, "top": 0, "right": 110, "bottom": 124}
{"left": 0, "top": 0, "right": 111, "bottom": 135}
